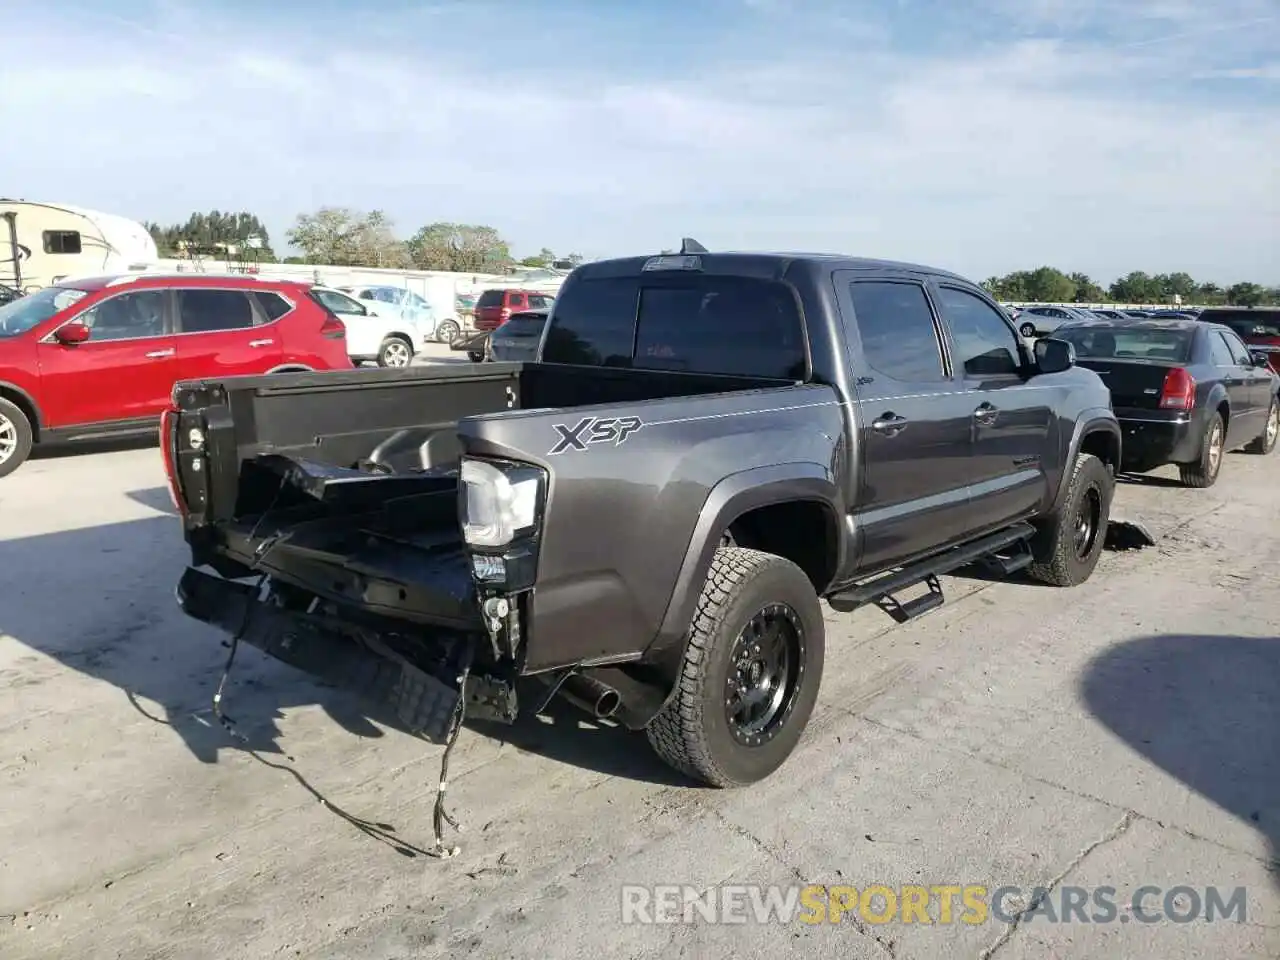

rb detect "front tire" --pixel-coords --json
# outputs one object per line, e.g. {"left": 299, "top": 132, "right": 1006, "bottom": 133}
{"left": 1178, "top": 411, "right": 1224, "bottom": 487}
{"left": 467, "top": 350, "right": 485, "bottom": 362}
{"left": 376, "top": 335, "right": 414, "bottom": 368}
{"left": 0, "top": 397, "right": 34, "bottom": 479}
{"left": 646, "top": 547, "right": 825, "bottom": 787}
{"left": 1028, "top": 452, "right": 1113, "bottom": 587}
{"left": 1244, "top": 396, "right": 1278, "bottom": 455}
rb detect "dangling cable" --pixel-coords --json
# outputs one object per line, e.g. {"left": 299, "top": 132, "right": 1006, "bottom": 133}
{"left": 426, "top": 658, "right": 471, "bottom": 858}
{"left": 210, "top": 573, "right": 266, "bottom": 743}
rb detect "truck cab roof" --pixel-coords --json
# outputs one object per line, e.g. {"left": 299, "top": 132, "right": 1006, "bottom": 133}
{"left": 574, "top": 251, "right": 973, "bottom": 285}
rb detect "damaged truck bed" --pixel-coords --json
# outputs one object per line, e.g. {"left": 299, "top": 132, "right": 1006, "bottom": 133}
{"left": 165, "top": 244, "right": 1133, "bottom": 853}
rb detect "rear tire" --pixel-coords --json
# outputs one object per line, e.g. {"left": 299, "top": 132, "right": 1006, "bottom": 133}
{"left": 467, "top": 350, "right": 485, "bottom": 362}
{"left": 1244, "top": 396, "right": 1278, "bottom": 455}
{"left": 376, "top": 335, "right": 414, "bottom": 368}
{"left": 0, "top": 397, "right": 34, "bottom": 479}
{"left": 1019, "top": 321, "right": 1037, "bottom": 338}
{"left": 434, "top": 320, "right": 461, "bottom": 346}
{"left": 1027, "top": 452, "right": 1112, "bottom": 587}
{"left": 1178, "top": 412, "right": 1224, "bottom": 487}
{"left": 646, "top": 547, "right": 825, "bottom": 788}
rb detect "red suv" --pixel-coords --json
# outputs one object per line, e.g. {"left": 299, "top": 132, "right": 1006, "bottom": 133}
{"left": 0, "top": 273, "right": 352, "bottom": 477}
{"left": 472, "top": 288, "right": 555, "bottom": 331}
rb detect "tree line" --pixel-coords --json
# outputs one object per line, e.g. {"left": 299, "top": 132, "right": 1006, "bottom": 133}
{"left": 982, "top": 266, "right": 1278, "bottom": 307}
{"left": 144, "top": 211, "right": 1276, "bottom": 301}
{"left": 144, "top": 211, "right": 278, "bottom": 262}
{"left": 145, "top": 207, "right": 582, "bottom": 274}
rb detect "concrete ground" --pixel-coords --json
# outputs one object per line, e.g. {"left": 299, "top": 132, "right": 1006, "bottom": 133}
{"left": 1, "top": 381, "right": 1277, "bottom": 958}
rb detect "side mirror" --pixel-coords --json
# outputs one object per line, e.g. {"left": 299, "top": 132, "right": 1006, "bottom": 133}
{"left": 54, "top": 322, "right": 91, "bottom": 345}
{"left": 1035, "top": 337, "right": 1075, "bottom": 374}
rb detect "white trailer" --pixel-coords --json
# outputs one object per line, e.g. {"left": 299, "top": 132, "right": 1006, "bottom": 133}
{"left": 0, "top": 200, "right": 158, "bottom": 294}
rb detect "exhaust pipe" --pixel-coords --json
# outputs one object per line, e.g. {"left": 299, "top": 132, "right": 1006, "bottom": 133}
{"left": 558, "top": 673, "right": 622, "bottom": 720}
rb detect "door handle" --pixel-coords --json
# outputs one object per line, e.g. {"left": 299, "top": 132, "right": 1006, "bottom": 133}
{"left": 973, "top": 402, "right": 999, "bottom": 424}
{"left": 249, "top": 338, "right": 275, "bottom": 348}
{"left": 871, "top": 412, "right": 908, "bottom": 436}
{"left": 144, "top": 348, "right": 174, "bottom": 359}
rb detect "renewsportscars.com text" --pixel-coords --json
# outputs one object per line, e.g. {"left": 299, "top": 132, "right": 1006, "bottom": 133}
{"left": 619, "top": 884, "right": 1248, "bottom": 926}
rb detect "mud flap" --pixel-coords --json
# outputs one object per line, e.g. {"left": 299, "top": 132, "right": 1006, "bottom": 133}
{"left": 177, "top": 566, "right": 468, "bottom": 743}
{"left": 1105, "top": 518, "right": 1157, "bottom": 551}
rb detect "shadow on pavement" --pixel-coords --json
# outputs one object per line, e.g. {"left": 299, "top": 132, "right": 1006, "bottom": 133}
{"left": 1080, "top": 633, "right": 1280, "bottom": 883}
{"left": 30, "top": 435, "right": 157, "bottom": 461}
{"left": 1, "top": 493, "right": 687, "bottom": 793}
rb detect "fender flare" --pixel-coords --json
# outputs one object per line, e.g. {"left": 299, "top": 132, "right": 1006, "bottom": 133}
{"left": 0, "top": 379, "right": 44, "bottom": 432}
{"left": 1052, "top": 410, "right": 1120, "bottom": 514}
{"left": 643, "top": 462, "right": 843, "bottom": 685}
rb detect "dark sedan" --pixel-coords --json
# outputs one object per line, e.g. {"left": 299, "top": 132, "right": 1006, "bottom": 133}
{"left": 1054, "top": 318, "right": 1279, "bottom": 487}
{"left": 485, "top": 307, "right": 548, "bottom": 361}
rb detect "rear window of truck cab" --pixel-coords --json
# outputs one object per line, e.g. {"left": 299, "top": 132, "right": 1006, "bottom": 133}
{"left": 542, "top": 274, "right": 806, "bottom": 380}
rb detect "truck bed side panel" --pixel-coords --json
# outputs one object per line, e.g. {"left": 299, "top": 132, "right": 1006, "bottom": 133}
{"left": 459, "top": 383, "right": 847, "bottom": 672}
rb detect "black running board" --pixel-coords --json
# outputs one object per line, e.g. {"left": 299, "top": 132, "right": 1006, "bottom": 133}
{"left": 829, "top": 522, "right": 1036, "bottom": 616}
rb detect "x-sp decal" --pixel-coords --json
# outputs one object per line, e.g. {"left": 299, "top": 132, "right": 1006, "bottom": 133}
{"left": 548, "top": 415, "right": 644, "bottom": 454}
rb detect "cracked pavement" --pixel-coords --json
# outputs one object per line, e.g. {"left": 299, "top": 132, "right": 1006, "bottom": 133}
{"left": 1, "top": 426, "right": 1277, "bottom": 959}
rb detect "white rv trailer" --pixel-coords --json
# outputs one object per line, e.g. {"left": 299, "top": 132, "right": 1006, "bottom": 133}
{"left": 0, "top": 199, "right": 158, "bottom": 294}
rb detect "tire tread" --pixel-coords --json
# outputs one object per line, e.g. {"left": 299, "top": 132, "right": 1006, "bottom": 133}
{"left": 647, "top": 547, "right": 807, "bottom": 787}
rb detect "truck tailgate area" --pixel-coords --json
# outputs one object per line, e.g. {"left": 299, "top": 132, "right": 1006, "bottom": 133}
{"left": 193, "top": 461, "right": 482, "bottom": 631}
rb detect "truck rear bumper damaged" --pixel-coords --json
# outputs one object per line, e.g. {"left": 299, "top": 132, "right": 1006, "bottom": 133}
{"left": 177, "top": 566, "right": 487, "bottom": 743}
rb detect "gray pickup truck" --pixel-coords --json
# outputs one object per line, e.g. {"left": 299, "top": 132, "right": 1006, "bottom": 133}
{"left": 166, "top": 242, "right": 1122, "bottom": 824}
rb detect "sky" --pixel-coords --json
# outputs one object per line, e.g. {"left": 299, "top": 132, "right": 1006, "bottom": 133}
{"left": 2, "top": 0, "right": 1277, "bottom": 285}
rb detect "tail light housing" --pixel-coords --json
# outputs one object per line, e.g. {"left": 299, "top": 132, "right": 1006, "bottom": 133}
{"left": 1158, "top": 367, "right": 1196, "bottom": 410}
{"left": 459, "top": 457, "right": 547, "bottom": 592}
{"left": 159, "top": 408, "right": 187, "bottom": 516}
{"left": 320, "top": 315, "right": 346, "bottom": 339}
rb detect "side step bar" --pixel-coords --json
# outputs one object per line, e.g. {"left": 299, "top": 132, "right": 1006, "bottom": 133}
{"left": 829, "top": 522, "right": 1037, "bottom": 619}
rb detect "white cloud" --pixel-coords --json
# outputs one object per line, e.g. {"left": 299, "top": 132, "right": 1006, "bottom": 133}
{"left": 1, "top": 2, "right": 1277, "bottom": 284}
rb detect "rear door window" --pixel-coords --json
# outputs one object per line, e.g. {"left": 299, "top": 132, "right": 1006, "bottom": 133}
{"left": 176, "top": 289, "right": 257, "bottom": 333}
{"left": 847, "top": 280, "right": 947, "bottom": 382}
{"left": 255, "top": 292, "right": 293, "bottom": 321}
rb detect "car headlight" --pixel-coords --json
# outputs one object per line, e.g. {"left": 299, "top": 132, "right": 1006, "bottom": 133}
{"left": 460, "top": 458, "right": 544, "bottom": 548}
